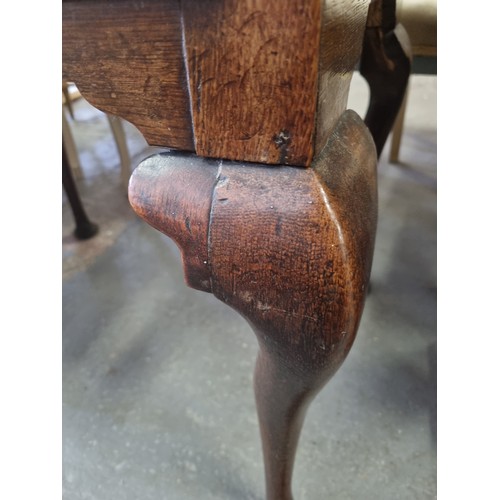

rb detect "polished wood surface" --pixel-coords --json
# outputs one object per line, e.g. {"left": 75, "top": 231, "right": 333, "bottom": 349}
{"left": 126, "top": 152, "right": 217, "bottom": 293}
{"left": 129, "top": 110, "right": 378, "bottom": 499}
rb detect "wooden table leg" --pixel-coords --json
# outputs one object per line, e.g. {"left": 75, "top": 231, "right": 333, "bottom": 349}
{"left": 62, "top": 141, "right": 99, "bottom": 240}
{"left": 63, "top": 1, "right": 382, "bottom": 496}
{"left": 129, "top": 110, "right": 377, "bottom": 499}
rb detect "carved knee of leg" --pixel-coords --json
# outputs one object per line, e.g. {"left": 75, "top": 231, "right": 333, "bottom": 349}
{"left": 129, "top": 110, "right": 377, "bottom": 372}
{"left": 209, "top": 110, "right": 378, "bottom": 377}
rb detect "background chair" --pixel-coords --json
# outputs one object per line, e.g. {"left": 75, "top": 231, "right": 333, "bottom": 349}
{"left": 62, "top": 82, "right": 132, "bottom": 192}
{"left": 390, "top": 0, "right": 437, "bottom": 163}
{"left": 62, "top": 82, "right": 135, "bottom": 240}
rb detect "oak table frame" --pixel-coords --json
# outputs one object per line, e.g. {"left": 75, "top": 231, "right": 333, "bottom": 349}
{"left": 62, "top": 1, "right": 409, "bottom": 498}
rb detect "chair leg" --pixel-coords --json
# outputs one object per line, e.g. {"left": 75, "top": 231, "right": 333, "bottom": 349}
{"left": 129, "top": 110, "right": 378, "bottom": 499}
{"left": 389, "top": 87, "right": 409, "bottom": 163}
{"left": 62, "top": 107, "right": 84, "bottom": 179}
{"left": 62, "top": 81, "right": 75, "bottom": 120}
{"left": 62, "top": 141, "right": 99, "bottom": 240}
{"left": 359, "top": 0, "right": 412, "bottom": 158}
{"left": 107, "top": 114, "right": 132, "bottom": 193}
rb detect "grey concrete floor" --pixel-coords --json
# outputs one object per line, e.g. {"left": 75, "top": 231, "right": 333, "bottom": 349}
{"left": 62, "top": 73, "right": 436, "bottom": 500}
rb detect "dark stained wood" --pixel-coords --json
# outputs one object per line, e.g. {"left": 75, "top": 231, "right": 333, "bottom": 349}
{"left": 128, "top": 110, "right": 378, "bottom": 499}
{"left": 315, "top": 0, "right": 371, "bottom": 155}
{"left": 62, "top": 141, "right": 99, "bottom": 240}
{"left": 359, "top": 0, "right": 412, "bottom": 157}
{"left": 62, "top": 0, "right": 194, "bottom": 150}
{"left": 180, "top": 0, "right": 322, "bottom": 166}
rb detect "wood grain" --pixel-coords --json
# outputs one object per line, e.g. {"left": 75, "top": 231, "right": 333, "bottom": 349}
{"left": 209, "top": 111, "right": 377, "bottom": 499}
{"left": 63, "top": 0, "right": 372, "bottom": 166}
{"left": 209, "top": 110, "right": 377, "bottom": 372}
{"left": 180, "top": 0, "right": 322, "bottom": 166}
{"left": 62, "top": 0, "right": 194, "bottom": 150}
{"left": 128, "top": 110, "right": 378, "bottom": 499}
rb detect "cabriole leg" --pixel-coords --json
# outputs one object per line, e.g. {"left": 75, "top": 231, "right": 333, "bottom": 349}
{"left": 128, "top": 111, "right": 378, "bottom": 499}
